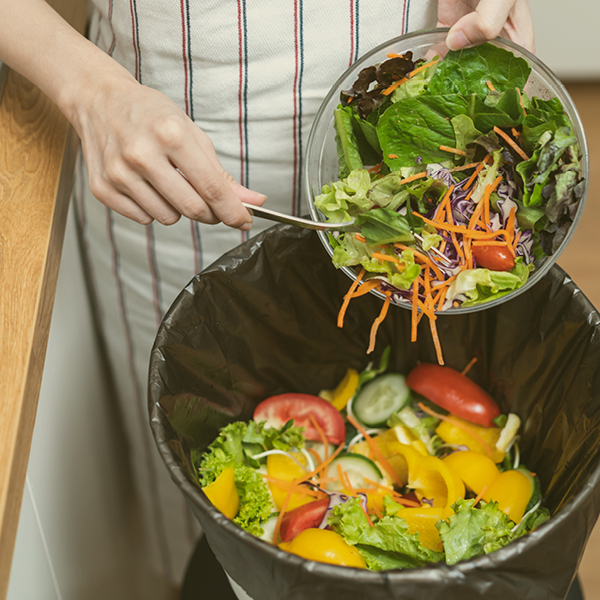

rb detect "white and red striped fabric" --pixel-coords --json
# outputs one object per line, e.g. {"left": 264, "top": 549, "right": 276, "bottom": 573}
{"left": 76, "top": 0, "right": 436, "bottom": 594}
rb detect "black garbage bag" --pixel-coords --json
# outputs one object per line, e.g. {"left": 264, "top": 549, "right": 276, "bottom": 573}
{"left": 149, "top": 225, "right": 600, "bottom": 600}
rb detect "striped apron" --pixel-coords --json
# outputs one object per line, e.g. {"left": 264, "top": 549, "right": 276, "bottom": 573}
{"left": 75, "top": 0, "right": 437, "bottom": 592}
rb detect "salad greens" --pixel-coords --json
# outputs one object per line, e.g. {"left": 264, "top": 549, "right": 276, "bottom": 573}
{"left": 316, "top": 42, "right": 585, "bottom": 320}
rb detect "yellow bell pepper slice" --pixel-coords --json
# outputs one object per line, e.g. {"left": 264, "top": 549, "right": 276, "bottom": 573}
{"left": 443, "top": 450, "right": 500, "bottom": 496}
{"left": 482, "top": 469, "right": 533, "bottom": 523}
{"left": 329, "top": 368, "right": 360, "bottom": 411}
{"left": 266, "top": 453, "right": 312, "bottom": 511}
{"left": 202, "top": 466, "right": 239, "bottom": 519}
{"left": 436, "top": 416, "right": 505, "bottom": 463}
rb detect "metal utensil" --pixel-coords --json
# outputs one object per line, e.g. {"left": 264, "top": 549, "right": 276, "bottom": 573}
{"left": 242, "top": 202, "right": 355, "bottom": 231}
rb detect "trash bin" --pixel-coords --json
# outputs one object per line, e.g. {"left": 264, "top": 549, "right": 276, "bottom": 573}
{"left": 149, "top": 224, "right": 600, "bottom": 600}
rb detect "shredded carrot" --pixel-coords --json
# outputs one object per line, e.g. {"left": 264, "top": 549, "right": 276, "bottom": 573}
{"left": 417, "top": 402, "right": 495, "bottom": 460}
{"left": 399, "top": 171, "right": 427, "bottom": 185}
{"left": 302, "top": 443, "right": 345, "bottom": 482}
{"left": 493, "top": 126, "right": 530, "bottom": 161}
{"left": 464, "top": 187, "right": 475, "bottom": 203}
{"left": 381, "top": 77, "right": 408, "bottom": 96}
{"left": 411, "top": 279, "right": 419, "bottom": 342}
{"left": 511, "top": 127, "right": 521, "bottom": 140}
{"left": 337, "top": 464, "right": 353, "bottom": 494}
{"left": 337, "top": 268, "right": 365, "bottom": 328}
{"left": 309, "top": 414, "right": 329, "bottom": 477}
{"left": 471, "top": 240, "right": 509, "bottom": 247}
{"left": 361, "top": 478, "right": 421, "bottom": 507}
{"left": 513, "top": 230, "right": 522, "bottom": 252}
{"left": 388, "top": 153, "right": 399, "bottom": 159}
{"left": 435, "top": 185, "right": 455, "bottom": 223}
{"left": 394, "top": 243, "right": 444, "bottom": 280}
{"left": 367, "top": 162, "right": 383, "bottom": 175}
{"left": 413, "top": 212, "right": 509, "bottom": 241}
{"left": 408, "top": 59, "right": 439, "bottom": 78}
{"left": 372, "top": 251, "right": 401, "bottom": 265}
{"left": 361, "top": 502, "right": 375, "bottom": 527}
{"left": 505, "top": 206, "right": 516, "bottom": 249}
{"left": 464, "top": 161, "right": 486, "bottom": 189}
{"left": 347, "top": 414, "right": 404, "bottom": 488}
{"left": 486, "top": 80, "right": 496, "bottom": 92}
{"left": 428, "top": 301, "right": 444, "bottom": 365}
{"left": 307, "top": 447, "right": 322, "bottom": 467}
{"left": 351, "top": 279, "right": 382, "bottom": 298}
{"left": 423, "top": 268, "right": 432, "bottom": 298}
{"left": 461, "top": 357, "right": 478, "bottom": 376}
{"left": 355, "top": 233, "right": 367, "bottom": 243}
{"left": 261, "top": 475, "right": 323, "bottom": 498}
{"left": 367, "top": 291, "right": 392, "bottom": 354}
{"left": 371, "top": 502, "right": 384, "bottom": 519}
{"left": 273, "top": 480, "right": 296, "bottom": 544}
{"left": 449, "top": 161, "right": 481, "bottom": 172}
{"left": 468, "top": 201, "right": 485, "bottom": 231}
{"left": 439, "top": 145, "right": 467, "bottom": 157}
{"left": 473, "top": 484, "right": 489, "bottom": 506}
{"left": 437, "top": 284, "right": 449, "bottom": 311}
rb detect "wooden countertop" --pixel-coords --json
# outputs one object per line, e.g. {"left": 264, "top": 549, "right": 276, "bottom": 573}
{"left": 0, "top": 1, "right": 88, "bottom": 597}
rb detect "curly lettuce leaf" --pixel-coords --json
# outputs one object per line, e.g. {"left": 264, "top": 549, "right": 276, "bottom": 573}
{"left": 436, "top": 498, "right": 516, "bottom": 565}
{"left": 314, "top": 168, "right": 373, "bottom": 222}
{"left": 328, "top": 497, "right": 444, "bottom": 570}
{"left": 390, "top": 57, "right": 439, "bottom": 103}
{"left": 427, "top": 44, "right": 531, "bottom": 98}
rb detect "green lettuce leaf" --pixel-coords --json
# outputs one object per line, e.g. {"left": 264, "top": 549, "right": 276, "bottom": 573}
{"left": 390, "top": 58, "right": 439, "bottom": 103}
{"left": 355, "top": 207, "right": 415, "bottom": 245}
{"left": 437, "top": 498, "right": 516, "bottom": 565}
{"left": 446, "top": 258, "right": 532, "bottom": 307}
{"left": 331, "top": 232, "right": 370, "bottom": 268}
{"left": 328, "top": 497, "right": 444, "bottom": 570}
{"left": 427, "top": 44, "right": 531, "bottom": 98}
{"left": 314, "top": 169, "right": 373, "bottom": 222}
{"left": 334, "top": 105, "right": 365, "bottom": 178}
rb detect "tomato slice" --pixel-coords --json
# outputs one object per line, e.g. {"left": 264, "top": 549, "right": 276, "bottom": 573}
{"left": 279, "top": 498, "right": 330, "bottom": 542}
{"left": 253, "top": 393, "right": 346, "bottom": 445}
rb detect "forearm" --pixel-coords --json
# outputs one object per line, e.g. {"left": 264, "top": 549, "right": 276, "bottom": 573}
{"left": 0, "top": 0, "right": 135, "bottom": 123}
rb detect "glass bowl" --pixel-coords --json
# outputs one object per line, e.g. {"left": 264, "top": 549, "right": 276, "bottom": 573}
{"left": 305, "top": 28, "right": 589, "bottom": 314}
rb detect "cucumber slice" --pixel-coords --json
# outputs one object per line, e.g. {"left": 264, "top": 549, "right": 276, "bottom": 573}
{"left": 353, "top": 373, "right": 411, "bottom": 427}
{"left": 327, "top": 453, "right": 383, "bottom": 492}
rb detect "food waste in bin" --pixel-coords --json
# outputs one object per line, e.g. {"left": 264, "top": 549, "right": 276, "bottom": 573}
{"left": 307, "top": 36, "right": 587, "bottom": 362}
{"left": 195, "top": 349, "right": 550, "bottom": 571}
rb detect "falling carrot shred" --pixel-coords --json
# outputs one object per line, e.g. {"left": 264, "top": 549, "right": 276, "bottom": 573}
{"left": 367, "top": 291, "right": 392, "bottom": 354}
{"left": 439, "top": 145, "right": 467, "bottom": 157}
{"left": 411, "top": 279, "right": 419, "bottom": 342}
{"left": 350, "top": 279, "right": 382, "bottom": 298}
{"left": 337, "top": 268, "right": 365, "bottom": 328}
{"left": 493, "top": 126, "right": 530, "bottom": 161}
{"left": 307, "top": 447, "right": 322, "bottom": 467}
{"left": 417, "top": 402, "right": 495, "bottom": 460}
{"left": 461, "top": 357, "right": 478, "bottom": 376}
{"left": 302, "top": 444, "right": 345, "bottom": 481}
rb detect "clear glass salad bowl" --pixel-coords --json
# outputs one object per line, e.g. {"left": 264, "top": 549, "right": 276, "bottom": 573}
{"left": 305, "top": 28, "right": 589, "bottom": 315}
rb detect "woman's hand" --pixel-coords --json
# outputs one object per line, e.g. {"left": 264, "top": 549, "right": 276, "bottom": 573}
{"left": 71, "top": 70, "right": 265, "bottom": 228}
{"left": 438, "top": 0, "right": 535, "bottom": 54}
{"left": 0, "top": 0, "right": 265, "bottom": 229}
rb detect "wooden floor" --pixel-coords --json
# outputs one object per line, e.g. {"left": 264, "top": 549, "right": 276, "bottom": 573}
{"left": 559, "top": 83, "right": 600, "bottom": 598}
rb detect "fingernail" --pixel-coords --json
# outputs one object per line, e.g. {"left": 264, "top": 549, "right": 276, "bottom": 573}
{"left": 240, "top": 219, "right": 253, "bottom": 231}
{"left": 447, "top": 30, "right": 470, "bottom": 51}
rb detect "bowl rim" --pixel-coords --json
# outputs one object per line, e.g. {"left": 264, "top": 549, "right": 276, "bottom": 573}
{"left": 304, "top": 27, "right": 589, "bottom": 315}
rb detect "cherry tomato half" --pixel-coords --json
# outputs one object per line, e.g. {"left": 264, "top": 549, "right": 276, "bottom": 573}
{"left": 406, "top": 364, "right": 501, "bottom": 427}
{"left": 472, "top": 244, "right": 515, "bottom": 271}
{"left": 254, "top": 393, "right": 346, "bottom": 445}
{"left": 279, "top": 498, "right": 330, "bottom": 542}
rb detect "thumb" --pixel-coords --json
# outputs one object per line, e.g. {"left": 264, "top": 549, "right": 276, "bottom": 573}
{"left": 446, "top": 1, "right": 511, "bottom": 51}
{"left": 227, "top": 177, "right": 267, "bottom": 207}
